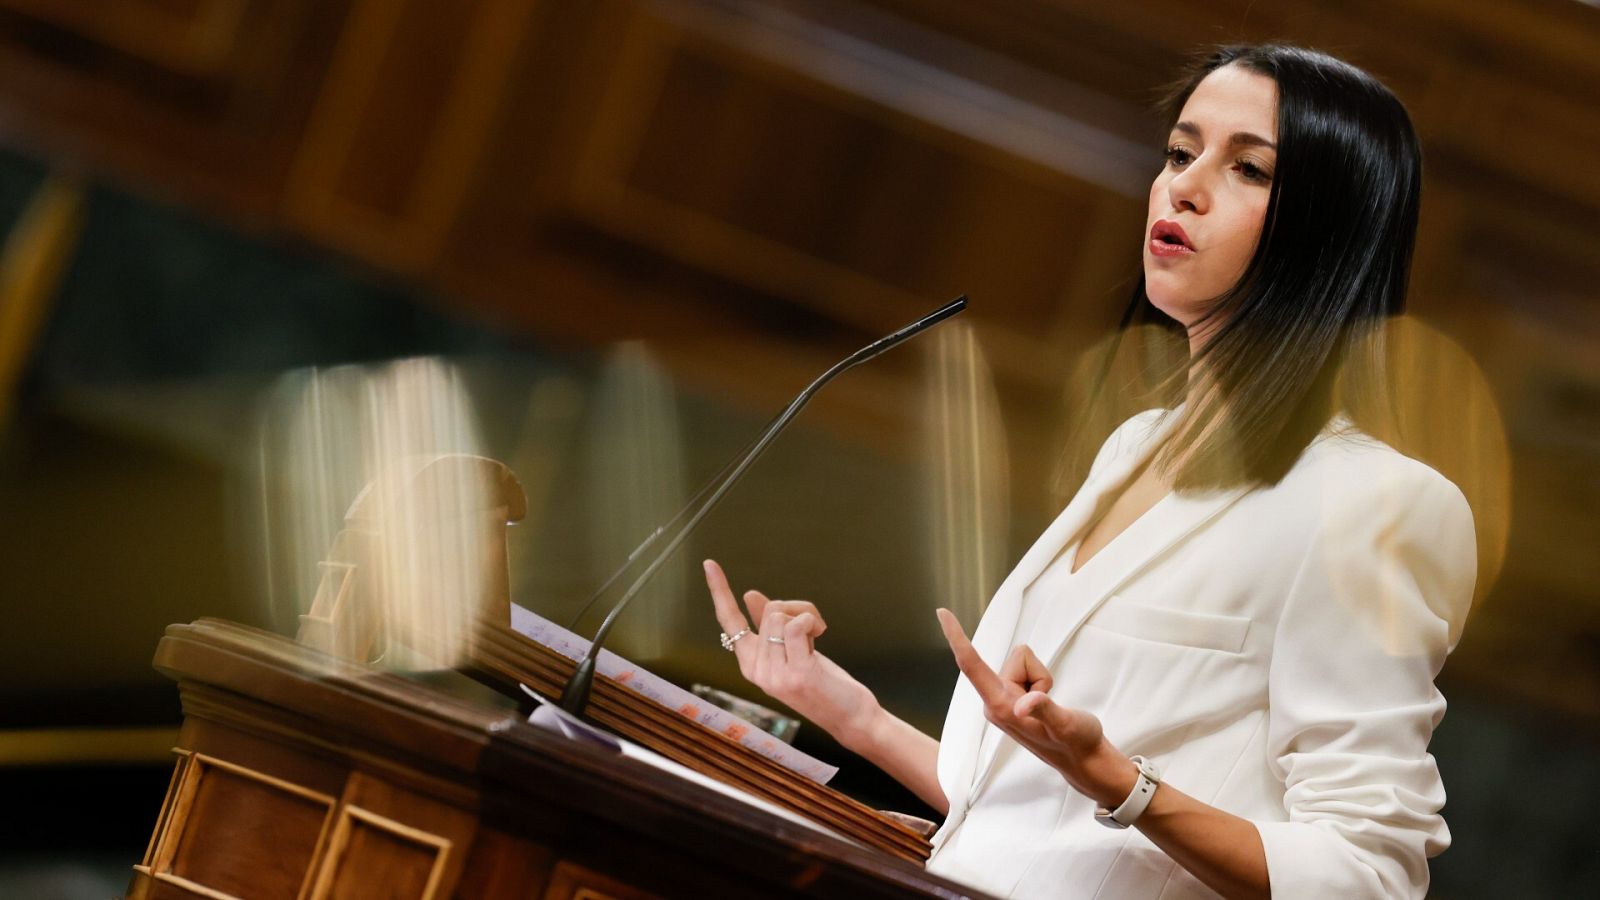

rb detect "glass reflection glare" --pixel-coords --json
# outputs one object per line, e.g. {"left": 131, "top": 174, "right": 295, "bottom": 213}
{"left": 254, "top": 357, "right": 501, "bottom": 670}
{"left": 923, "top": 322, "right": 1009, "bottom": 632}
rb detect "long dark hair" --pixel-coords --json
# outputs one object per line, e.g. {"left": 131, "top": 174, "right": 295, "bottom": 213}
{"left": 1125, "top": 44, "right": 1422, "bottom": 489}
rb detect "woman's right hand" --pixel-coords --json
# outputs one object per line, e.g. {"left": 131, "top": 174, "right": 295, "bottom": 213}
{"left": 703, "top": 559, "right": 882, "bottom": 748}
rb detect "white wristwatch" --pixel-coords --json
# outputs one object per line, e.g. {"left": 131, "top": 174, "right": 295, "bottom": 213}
{"left": 1094, "top": 755, "right": 1161, "bottom": 829}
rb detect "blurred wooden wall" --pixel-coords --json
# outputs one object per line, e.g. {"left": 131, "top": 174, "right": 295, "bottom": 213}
{"left": 0, "top": 0, "right": 1596, "bottom": 719}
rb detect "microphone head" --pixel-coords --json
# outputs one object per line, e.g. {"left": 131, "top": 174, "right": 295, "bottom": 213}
{"left": 863, "top": 295, "right": 970, "bottom": 359}
{"left": 932, "top": 295, "right": 967, "bottom": 322}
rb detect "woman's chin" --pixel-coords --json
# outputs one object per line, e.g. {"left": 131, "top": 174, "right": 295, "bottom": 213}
{"left": 1144, "top": 290, "right": 1201, "bottom": 327}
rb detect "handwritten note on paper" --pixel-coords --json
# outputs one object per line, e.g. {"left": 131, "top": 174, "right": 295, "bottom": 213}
{"left": 509, "top": 603, "right": 839, "bottom": 784}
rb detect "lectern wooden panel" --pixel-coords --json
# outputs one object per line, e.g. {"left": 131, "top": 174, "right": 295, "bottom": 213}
{"left": 128, "top": 619, "right": 984, "bottom": 899}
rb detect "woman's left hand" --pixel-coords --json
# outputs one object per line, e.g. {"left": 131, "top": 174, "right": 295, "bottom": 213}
{"left": 936, "top": 608, "right": 1137, "bottom": 808}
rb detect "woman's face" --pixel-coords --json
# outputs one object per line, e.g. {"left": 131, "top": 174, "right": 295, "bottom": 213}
{"left": 1144, "top": 64, "right": 1279, "bottom": 338}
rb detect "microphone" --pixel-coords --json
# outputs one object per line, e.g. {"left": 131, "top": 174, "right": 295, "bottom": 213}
{"left": 557, "top": 295, "right": 968, "bottom": 714}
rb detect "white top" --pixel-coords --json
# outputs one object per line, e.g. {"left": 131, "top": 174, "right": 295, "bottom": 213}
{"left": 1015, "top": 541, "right": 1082, "bottom": 645}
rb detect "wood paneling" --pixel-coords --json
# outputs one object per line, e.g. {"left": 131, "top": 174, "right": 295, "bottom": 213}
{"left": 313, "top": 804, "right": 451, "bottom": 899}
{"left": 148, "top": 751, "right": 335, "bottom": 900}
{"left": 542, "top": 861, "right": 660, "bottom": 900}
{"left": 455, "top": 829, "right": 557, "bottom": 898}
{"left": 285, "top": 0, "right": 539, "bottom": 268}
{"left": 314, "top": 772, "right": 478, "bottom": 900}
{"left": 0, "top": 0, "right": 342, "bottom": 217}
{"left": 0, "top": 0, "right": 1597, "bottom": 717}
{"left": 559, "top": 0, "right": 1137, "bottom": 380}
{"left": 0, "top": 0, "right": 250, "bottom": 78}
{"left": 2, "top": 0, "right": 1593, "bottom": 369}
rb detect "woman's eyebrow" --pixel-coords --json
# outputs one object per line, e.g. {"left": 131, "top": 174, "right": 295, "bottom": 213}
{"left": 1172, "top": 120, "right": 1277, "bottom": 150}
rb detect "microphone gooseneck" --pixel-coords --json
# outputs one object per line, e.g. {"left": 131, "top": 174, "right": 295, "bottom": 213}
{"left": 557, "top": 295, "right": 968, "bottom": 715}
{"left": 565, "top": 409, "right": 781, "bottom": 631}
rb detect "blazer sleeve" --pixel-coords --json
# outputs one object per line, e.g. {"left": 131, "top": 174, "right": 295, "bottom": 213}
{"left": 1255, "top": 456, "right": 1477, "bottom": 899}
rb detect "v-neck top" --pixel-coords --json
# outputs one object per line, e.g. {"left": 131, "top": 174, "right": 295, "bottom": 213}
{"left": 1012, "top": 539, "right": 1084, "bottom": 647}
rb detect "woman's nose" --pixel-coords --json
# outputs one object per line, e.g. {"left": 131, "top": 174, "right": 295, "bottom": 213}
{"left": 1166, "top": 164, "right": 1210, "bottom": 215}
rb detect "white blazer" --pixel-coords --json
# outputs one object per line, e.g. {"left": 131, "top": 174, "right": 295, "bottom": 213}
{"left": 924, "top": 409, "right": 1477, "bottom": 899}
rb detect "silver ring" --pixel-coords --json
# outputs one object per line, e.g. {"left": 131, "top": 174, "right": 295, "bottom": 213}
{"left": 719, "top": 629, "right": 751, "bottom": 651}
{"left": 766, "top": 636, "right": 786, "bottom": 645}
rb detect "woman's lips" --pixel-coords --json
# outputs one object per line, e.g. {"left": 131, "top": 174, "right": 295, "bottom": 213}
{"left": 1148, "top": 219, "right": 1195, "bottom": 257}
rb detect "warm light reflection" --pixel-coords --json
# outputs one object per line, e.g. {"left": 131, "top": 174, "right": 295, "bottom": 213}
{"left": 586, "top": 342, "right": 688, "bottom": 660}
{"left": 0, "top": 173, "right": 84, "bottom": 421}
{"left": 1051, "top": 324, "right": 1188, "bottom": 503}
{"left": 922, "top": 322, "right": 1009, "bottom": 632}
{"left": 254, "top": 357, "right": 513, "bottom": 670}
{"left": 1333, "top": 315, "right": 1512, "bottom": 648}
{"left": 505, "top": 374, "right": 586, "bottom": 614}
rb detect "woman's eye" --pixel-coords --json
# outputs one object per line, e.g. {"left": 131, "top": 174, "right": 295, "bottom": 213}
{"left": 1236, "top": 160, "right": 1272, "bottom": 183}
{"left": 1164, "top": 146, "right": 1193, "bottom": 167}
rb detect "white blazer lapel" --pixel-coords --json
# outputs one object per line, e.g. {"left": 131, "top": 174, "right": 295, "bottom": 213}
{"left": 966, "top": 408, "right": 1180, "bottom": 656}
{"left": 937, "top": 439, "right": 1150, "bottom": 828}
{"left": 1030, "top": 484, "right": 1252, "bottom": 670}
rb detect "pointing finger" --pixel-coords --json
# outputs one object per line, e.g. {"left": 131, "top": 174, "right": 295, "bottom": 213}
{"left": 937, "top": 608, "right": 1006, "bottom": 699}
{"left": 704, "top": 560, "right": 749, "bottom": 634}
{"left": 704, "top": 559, "right": 756, "bottom": 667}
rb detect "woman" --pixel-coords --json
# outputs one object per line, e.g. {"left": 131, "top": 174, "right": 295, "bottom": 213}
{"left": 706, "top": 44, "right": 1475, "bottom": 900}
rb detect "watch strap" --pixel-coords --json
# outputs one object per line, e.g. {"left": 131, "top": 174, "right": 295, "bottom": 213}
{"left": 1094, "top": 755, "right": 1161, "bottom": 829}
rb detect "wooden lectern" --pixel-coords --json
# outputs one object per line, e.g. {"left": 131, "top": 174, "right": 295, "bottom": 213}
{"left": 129, "top": 456, "right": 983, "bottom": 898}
{"left": 127, "top": 619, "right": 979, "bottom": 899}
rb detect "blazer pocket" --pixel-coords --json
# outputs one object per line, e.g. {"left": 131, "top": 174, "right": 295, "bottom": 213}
{"left": 1084, "top": 599, "right": 1251, "bottom": 654}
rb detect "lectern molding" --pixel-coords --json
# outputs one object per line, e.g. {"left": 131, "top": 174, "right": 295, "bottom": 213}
{"left": 308, "top": 804, "right": 452, "bottom": 900}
